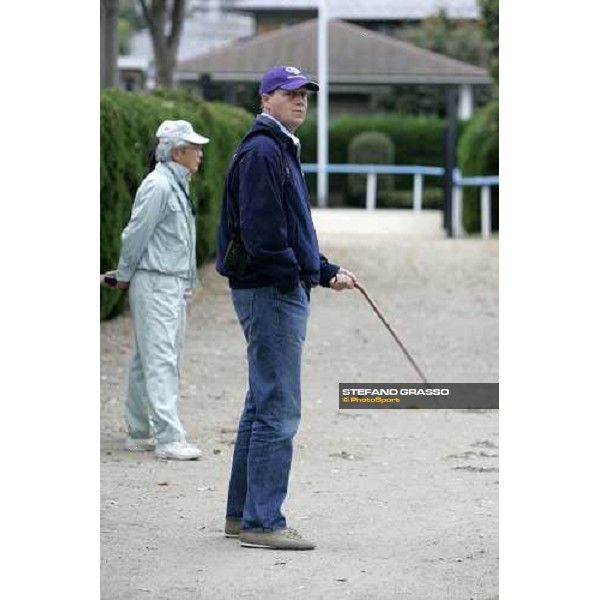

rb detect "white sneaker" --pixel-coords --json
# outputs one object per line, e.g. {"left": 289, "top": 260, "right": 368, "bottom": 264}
{"left": 155, "top": 441, "right": 201, "bottom": 460}
{"left": 123, "top": 436, "right": 156, "bottom": 451}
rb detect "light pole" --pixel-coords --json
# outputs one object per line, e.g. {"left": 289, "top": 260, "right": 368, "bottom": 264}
{"left": 317, "top": 0, "right": 329, "bottom": 207}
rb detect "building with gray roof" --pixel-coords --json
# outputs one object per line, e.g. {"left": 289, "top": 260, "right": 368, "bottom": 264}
{"left": 177, "top": 18, "right": 490, "bottom": 118}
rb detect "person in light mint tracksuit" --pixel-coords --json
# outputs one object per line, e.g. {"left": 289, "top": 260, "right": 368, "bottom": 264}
{"left": 112, "top": 120, "right": 209, "bottom": 461}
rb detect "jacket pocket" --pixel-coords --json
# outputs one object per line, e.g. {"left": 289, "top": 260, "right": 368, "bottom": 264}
{"left": 167, "top": 196, "right": 184, "bottom": 212}
{"left": 163, "top": 196, "right": 187, "bottom": 247}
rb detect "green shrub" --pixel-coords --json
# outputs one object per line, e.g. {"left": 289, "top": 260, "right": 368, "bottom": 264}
{"left": 347, "top": 131, "right": 395, "bottom": 199}
{"left": 297, "top": 114, "right": 466, "bottom": 205}
{"left": 100, "top": 89, "right": 252, "bottom": 319}
{"left": 457, "top": 100, "right": 499, "bottom": 233}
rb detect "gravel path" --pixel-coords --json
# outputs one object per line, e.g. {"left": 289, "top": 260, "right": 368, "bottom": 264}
{"left": 101, "top": 209, "right": 498, "bottom": 600}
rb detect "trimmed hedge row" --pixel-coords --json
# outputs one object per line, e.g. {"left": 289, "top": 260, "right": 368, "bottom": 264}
{"left": 100, "top": 89, "right": 252, "bottom": 319}
{"left": 297, "top": 114, "right": 467, "bottom": 207}
{"left": 457, "top": 101, "right": 499, "bottom": 233}
{"left": 297, "top": 112, "right": 497, "bottom": 220}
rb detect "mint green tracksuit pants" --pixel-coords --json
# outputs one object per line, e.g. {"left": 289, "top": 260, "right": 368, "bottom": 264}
{"left": 125, "top": 271, "right": 188, "bottom": 444}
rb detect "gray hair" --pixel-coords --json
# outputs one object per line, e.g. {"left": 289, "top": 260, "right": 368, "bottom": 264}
{"left": 155, "top": 138, "right": 190, "bottom": 163}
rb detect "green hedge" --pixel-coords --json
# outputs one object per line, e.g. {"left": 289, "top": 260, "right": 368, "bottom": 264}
{"left": 297, "top": 114, "right": 466, "bottom": 207}
{"left": 457, "top": 100, "right": 499, "bottom": 233}
{"left": 378, "top": 188, "right": 443, "bottom": 210}
{"left": 100, "top": 89, "right": 252, "bottom": 319}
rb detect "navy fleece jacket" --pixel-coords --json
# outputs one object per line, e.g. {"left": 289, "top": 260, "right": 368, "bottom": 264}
{"left": 216, "top": 115, "right": 339, "bottom": 292}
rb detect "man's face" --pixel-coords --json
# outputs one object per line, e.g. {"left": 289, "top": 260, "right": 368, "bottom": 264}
{"left": 262, "top": 87, "right": 310, "bottom": 132}
{"left": 172, "top": 144, "right": 204, "bottom": 173}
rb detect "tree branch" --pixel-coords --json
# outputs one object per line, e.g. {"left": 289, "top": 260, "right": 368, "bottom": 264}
{"left": 138, "top": 0, "right": 185, "bottom": 86}
{"left": 138, "top": 0, "right": 165, "bottom": 38}
{"left": 138, "top": 0, "right": 152, "bottom": 28}
{"left": 167, "top": 0, "right": 186, "bottom": 52}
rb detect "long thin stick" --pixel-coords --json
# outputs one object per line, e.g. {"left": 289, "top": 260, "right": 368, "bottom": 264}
{"left": 355, "top": 282, "right": 430, "bottom": 385}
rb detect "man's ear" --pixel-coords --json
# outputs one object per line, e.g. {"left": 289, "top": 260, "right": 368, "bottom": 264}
{"left": 261, "top": 92, "right": 274, "bottom": 110}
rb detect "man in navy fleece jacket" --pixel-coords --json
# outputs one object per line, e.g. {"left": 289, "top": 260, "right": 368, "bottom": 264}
{"left": 216, "top": 65, "right": 357, "bottom": 551}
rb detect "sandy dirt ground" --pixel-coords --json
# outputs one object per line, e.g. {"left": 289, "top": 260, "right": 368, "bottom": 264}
{"left": 101, "top": 209, "right": 499, "bottom": 600}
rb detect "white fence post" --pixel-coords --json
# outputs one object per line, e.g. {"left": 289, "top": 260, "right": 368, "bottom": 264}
{"left": 413, "top": 173, "right": 423, "bottom": 211}
{"left": 480, "top": 185, "right": 491, "bottom": 238}
{"left": 452, "top": 185, "right": 464, "bottom": 237}
{"left": 366, "top": 172, "right": 377, "bottom": 210}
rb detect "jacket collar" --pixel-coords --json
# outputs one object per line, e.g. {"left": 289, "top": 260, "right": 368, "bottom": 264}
{"left": 258, "top": 113, "right": 300, "bottom": 146}
{"left": 156, "top": 161, "right": 190, "bottom": 190}
{"left": 253, "top": 114, "right": 299, "bottom": 150}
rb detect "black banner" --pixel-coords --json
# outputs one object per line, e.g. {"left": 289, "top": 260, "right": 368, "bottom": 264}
{"left": 338, "top": 383, "right": 499, "bottom": 409}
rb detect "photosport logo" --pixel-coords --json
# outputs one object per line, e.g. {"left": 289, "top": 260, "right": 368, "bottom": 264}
{"left": 338, "top": 384, "right": 499, "bottom": 409}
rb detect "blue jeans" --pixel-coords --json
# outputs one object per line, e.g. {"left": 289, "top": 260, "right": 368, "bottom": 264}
{"left": 226, "top": 284, "right": 309, "bottom": 531}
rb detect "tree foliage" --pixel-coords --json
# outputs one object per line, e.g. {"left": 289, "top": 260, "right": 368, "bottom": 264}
{"left": 478, "top": 0, "right": 499, "bottom": 88}
{"left": 385, "top": 11, "right": 493, "bottom": 115}
{"left": 399, "top": 10, "right": 491, "bottom": 68}
{"left": 120, "top": 0, "right": 146, "bottom": 30}
{"left": 118, "top": 0, "right": 147, "bottom": 54}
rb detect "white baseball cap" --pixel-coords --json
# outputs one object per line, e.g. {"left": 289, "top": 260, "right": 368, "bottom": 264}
{"left": 155, "top": 119, "right": 210, "bottom": 145}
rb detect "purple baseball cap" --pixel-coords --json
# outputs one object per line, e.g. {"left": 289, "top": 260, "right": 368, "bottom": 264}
{"left": 259, "top": 65, "right": 319, "bottom": 94}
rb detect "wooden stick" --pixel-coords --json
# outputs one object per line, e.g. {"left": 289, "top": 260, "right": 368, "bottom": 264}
{"left": 355, "top": 282, "right": 430, "bottom": 385}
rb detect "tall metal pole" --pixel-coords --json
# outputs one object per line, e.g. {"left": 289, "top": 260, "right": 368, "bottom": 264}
{"left": 443, "top": 86, "right": 458, "bottom": 236}
{"left": 317, "top": 0, "right": 329, "bottom": 207}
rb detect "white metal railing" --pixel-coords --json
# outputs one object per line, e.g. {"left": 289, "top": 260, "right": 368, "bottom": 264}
{"left": 303, "top": 163, "right": 499, "bottom": 238}
{"left": 302, "top": 163, "right": 444, "bottom": 212}
{"left": 452, "top": 169, "right": 499, "bottom": 238}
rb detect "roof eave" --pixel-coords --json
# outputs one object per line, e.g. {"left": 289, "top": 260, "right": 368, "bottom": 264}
{"left": 176, "top": 71, "right": 491, "bottom": 85}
